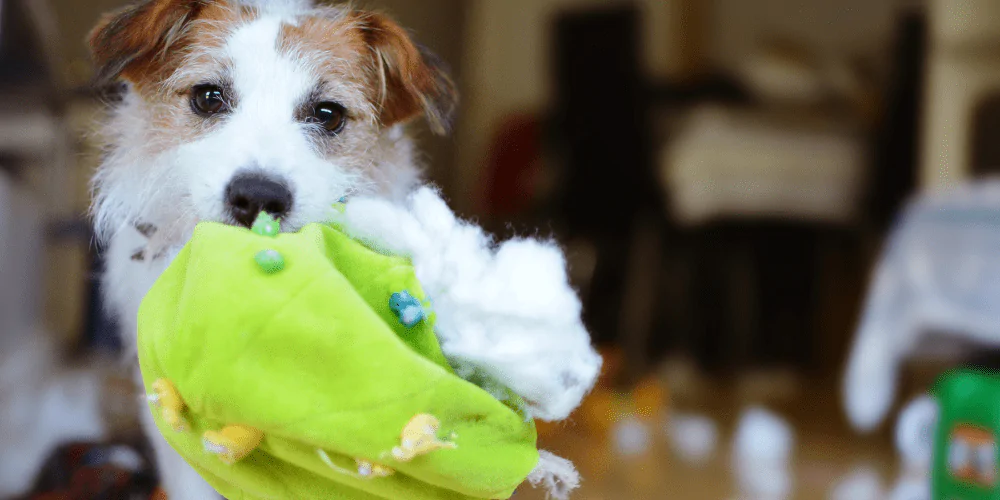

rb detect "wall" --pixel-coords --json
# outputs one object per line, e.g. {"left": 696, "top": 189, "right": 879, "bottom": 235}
{"left": 920, "top": 0, "right": 1000, "bottom": 190}
{"left": 453, "top": 0, "right": 915, "bottom": 215}
{"left": 710, "top": 0, "right": 905, "bottom": 70}
{"left": 454, "top": 0, "right": 684, "bottom": 214}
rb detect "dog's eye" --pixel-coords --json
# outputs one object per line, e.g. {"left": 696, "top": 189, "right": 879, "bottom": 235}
{"left": 191, "top": 85, "right": 228, "bottom": 116}
{"left": 310, "top": 102, "right": 347, "bottom": 134}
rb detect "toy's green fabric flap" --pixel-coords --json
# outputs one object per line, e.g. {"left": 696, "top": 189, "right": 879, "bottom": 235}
{"left": 137, "top": 222, "right": 539, "bottom": 500}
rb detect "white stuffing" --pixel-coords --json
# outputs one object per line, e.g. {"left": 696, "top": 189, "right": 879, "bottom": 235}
{"left": 886, "top": 476, "right": 931, "bottom": 500}
{"left": 883, "top": 395, "right": 936, "bottom": 500}
{"left": 894, "top": 395, "right": 938, "bottom": 473}
{"left": 828, "top": 466, "right": 884, "bottom": 500}
{"left": 666, "top": 412, "right": 719, "bottom": 465}
{"left": 731, "top": 407, "right": 795, "bottom": 500}
{"left": 340, "top": 186, "right": 602, "bottom": 422}
{"left": 612, "top": 417, "right": 653, "bottom": 457}
{"left": 528, "top": 450, "right": 581, "bottom": 500}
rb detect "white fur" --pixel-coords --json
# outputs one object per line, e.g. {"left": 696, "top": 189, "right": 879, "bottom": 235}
{"left": 340, "top": 187, "right": 603, "bottom": 421}
{"left": 238, "top": 0, "right": 313, "bottom": 16}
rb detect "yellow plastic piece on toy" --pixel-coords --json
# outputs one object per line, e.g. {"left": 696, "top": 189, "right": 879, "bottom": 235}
{"left": 316, "top": 450, "right": 396, "bottom": 480}
{"left": 391, "top": 414, "right": 457, "bottom": 462}
{"left": 149, "top": 379, "right": 188, "bottom": 432}
{"left": 203, "top": 425, "right": 265, "bottom": 465}
{"left": 356, "top": 459, "right": 396, "bottom": 479}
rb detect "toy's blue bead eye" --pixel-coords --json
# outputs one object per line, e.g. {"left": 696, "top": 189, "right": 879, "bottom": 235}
{"left": 389, "top": 291, "right": 424, "bottom": 328}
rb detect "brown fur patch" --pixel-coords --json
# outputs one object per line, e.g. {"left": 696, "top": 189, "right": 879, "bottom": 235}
{"left": 89, "top": 0, "right": 253, "bottom": 92}
{"left": 279, "top": 9, "right": 456, "bottom": 135}
{"left": 91, "top": 1, "right": 453, "bottom": 160}
{"left": 89, "top": 0, "right": 204, "bottom": 85}
{"left": 356, "top": 11, "right": 457, "bottom": 134}
{"left": 358, "top": 12, "right": 457, "bottom": 134}
{"left": 278, "top": 9, "right": 373, "bottom": 109}
{"left": 91, "top": 1, "right": 254, "bottom": 154}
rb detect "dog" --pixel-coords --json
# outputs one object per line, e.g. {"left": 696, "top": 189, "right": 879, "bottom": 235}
{"left": 88, "top": 0, "right": 601, "bottom": 498}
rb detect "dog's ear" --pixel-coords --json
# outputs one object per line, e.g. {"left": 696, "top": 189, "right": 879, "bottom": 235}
{"left": 356, "top": 12, "right": 457, "bottom": 135}
{"left": 89, "top": 0, "right": 208, "bottom": 84}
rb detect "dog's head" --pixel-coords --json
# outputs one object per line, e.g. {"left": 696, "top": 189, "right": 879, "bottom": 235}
{"left": 89, "top": 0, "right": 455, "bottom": 241}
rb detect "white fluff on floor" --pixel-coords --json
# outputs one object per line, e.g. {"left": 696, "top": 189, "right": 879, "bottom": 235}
{"left": 666, "top": 412, "right": 719, "bottom": 465}
{"left": 528, "top": 450, "right": 581, "bottom": 500}
{"left": 612, "top": 417, "right": 653, "bottom": 457}
{"left": 884, "top": 395, "right": 936, "bottom": 500}
{"left": 828, "top": 466, "right": 883, "bottom": 500}
{"left": 894, "top": 395, "right": 938, "bottom": 473}
{"left": 339, "top": 186, "right": 602, "bottom": 422}
{"left": 731, "top": 407, "right": 795, "bottom": 500}
{"left": 886, "top": 476, "right": 931, "bottom": 500}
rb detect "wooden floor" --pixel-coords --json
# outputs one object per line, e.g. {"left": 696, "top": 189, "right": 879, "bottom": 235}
{"left": 513, "top": 371, "right": 903, "bottom": 500}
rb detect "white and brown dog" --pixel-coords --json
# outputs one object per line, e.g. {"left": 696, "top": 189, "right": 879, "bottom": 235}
{"left": 88, "top": 0, "right": 600, "bottom": 498}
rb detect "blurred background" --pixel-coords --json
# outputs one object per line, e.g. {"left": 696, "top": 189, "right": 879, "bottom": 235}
{"left": 4, "top": 0, "right": 1000, "bottom": 498}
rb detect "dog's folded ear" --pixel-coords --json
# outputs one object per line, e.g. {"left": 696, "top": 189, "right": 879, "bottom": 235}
{"left": 356, "top": 12, "right": 458, "bottom": 136}
{"left": 89, "top": 0, "right": 209, "bottom": 85}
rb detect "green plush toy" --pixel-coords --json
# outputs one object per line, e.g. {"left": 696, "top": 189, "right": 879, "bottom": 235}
{"left": 137, "top": 212, "right": 540, "bottom": 500}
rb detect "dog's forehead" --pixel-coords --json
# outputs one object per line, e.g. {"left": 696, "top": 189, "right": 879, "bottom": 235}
{"left": 225, "top": 16, "right": 312, "bottom": 100}
{"left": 277, "top": 10, "right": 365, "bottom": 66}
{"left": 211, "top": 7, "right": 370, "bottom": 102}
{"left": 171, "top": 3, "right": 365, "bottom": 74}
{"left": 237, "top": 0, "right": 314, "bottom": 14}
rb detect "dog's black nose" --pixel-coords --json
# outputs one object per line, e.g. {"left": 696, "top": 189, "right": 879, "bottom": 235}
{"left": 225, "top": 173, "right": 293, "bottom": 228}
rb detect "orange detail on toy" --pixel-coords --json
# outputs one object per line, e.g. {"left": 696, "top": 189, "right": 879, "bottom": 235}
{"left": 391, "top": 414, "right": 457, "bottom": 462}
{"left": 202, "top": 425, "right": 265, "bottom": 465}
{"left": 149, "top": 379, "right": 188, "bottom": 432}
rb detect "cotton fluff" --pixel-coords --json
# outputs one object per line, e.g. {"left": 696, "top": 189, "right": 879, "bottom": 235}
{"left": 731, "top": 407, "right": 795, "bottom": 500}
{"left": 527, "top": 450, "right": 581, "bottom": 500}
{"left": 339, "top": 186, "right": 602, "bottom": 422}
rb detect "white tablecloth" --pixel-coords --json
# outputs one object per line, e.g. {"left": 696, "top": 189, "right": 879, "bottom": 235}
{"left": 845, "top": 180, "right": 1000, "bottom": 431}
